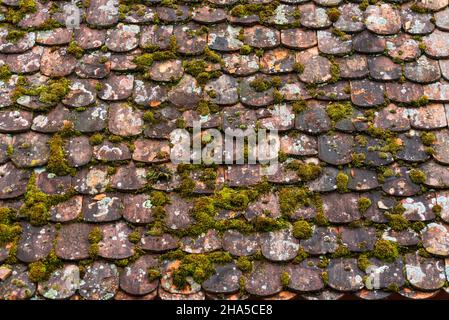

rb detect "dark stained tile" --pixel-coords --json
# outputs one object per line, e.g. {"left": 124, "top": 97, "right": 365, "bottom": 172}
{"left": 327, "top": 258, "right": 364, "bottom": 292}
{"left": 245, "top": 262, "right": 283, "bottom": 297}
{"left": 80, "top": 262, "right": 119, "bottom": 300}
{"left": 260, "top": 228, "right": 299, "bottom": 261}
{"left": 11, "top": 132, "right": 49, "bottom": 168}
{"left": 0, "top": 265, "right": 36, "bottom": 300}
{"left": 285, "top": 259, "right": 325, "bottom": 292}
{"left": 83, "top": 194, "right": 123, "bottom": 223}
{"left": 17, "top": 223, "right": 55, "bottom": 263}
{"left": 140, "top": 234, "right": 179, "bottom": 252}
{"left": 350, "top": 79, "right": 385, "bottom": 107}
{"left": 382, "top": 165, "right": 421, "bottom": 196}
{"left": 405, "top": 253, "right": 446, "bottom": 291}
{"left": 405, "top": 55, "right": 441, "bottom": 84}
{"left": 98, "top": 222, "right": 135, "bottom": 259}
{"left": 322, "top": 193, "right": 360, "bottom": 223}
{"left": 202, "top": 263, "right": 242, "bottom": 294}
{"left": 120, "top": 255, "right": 159, "bottom": 296}
{"left": 0, "top": 162, "right": 30, "bottom": 199}
{"left": 37, "top": 265, "right": 79, "bottom": 300}
{"left": 318, "top": 132, "right": 354, "bottom": 165}
{"left": 301, "top": 226, "right": 339, "bottom": 254}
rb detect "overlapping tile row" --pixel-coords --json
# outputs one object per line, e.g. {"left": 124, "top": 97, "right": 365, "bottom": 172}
{"left": 1, "top": 0, "right": 449, "bottom": 300}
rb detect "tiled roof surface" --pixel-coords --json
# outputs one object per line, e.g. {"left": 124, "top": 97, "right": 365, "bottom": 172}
{"left": 1, "top": 0, "right": 449, "bottom": 300}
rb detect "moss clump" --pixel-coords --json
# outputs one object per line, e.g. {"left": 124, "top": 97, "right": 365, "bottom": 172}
{"left": 292, "top": 100, "right": 307, "bottom": 114}
{"left": 252, "top": 216, "right": 288, "bottom": 233}
{"left": 0, "top": 65, "right": 12, "bottom": 81}
{"left": 314, "top": 210, "right": 329, "bottom": 227}
{"left": 411, "top": 221, "right": 426, "bottom": 233}
{"left": 89, "top": 133, "right": 104, "bottom": 146}
{"left": 249, "top": 77, "right": 272, "bottom": 92}
{"left": 386, "top": 283, "right": 400, "bottom": 292}
{"left": 336, "top": 171, "right": 349, "bottom": 192}
{"left": 432, "top": 204, "right": 442, "bottom": 215}
{"left": 88, "top": 227, "right": 103, "bottom": 244}
{"left": 410, "top": 3, "right": 430, "bottom": 13}
{"left": 326, "top": 102, "right": 353, "bottom": 123}
{"left": 385, "top": 213, "right": 409, "bottom": 231}
{"left": 240, "top": 44, "right": 252, "bottom": 55}
{"left": 183, "top": 59, "right": 221, "bottom": 85}
{"left": 280, "top": 271, "right": 290, "bottom": 288}
{"left": 28, "top": 261, "right": 47, "bottom": 282}
{"left": 236, "top": 256, "right": 252, "bottom": 273}
{"left": 6, "top": 29, "right": 26, "bottom": 43}
{"left": 150, "top": 191, "right": 169, "bottom": 207}
{"left": 37, "top": 78, "right": 70, "bottom": 105}
{"left": 286, "top": 161, "right": 322, "bottom": 182}
{"left": 293, "top": 247, "right": 309, "bottom": 264}
{"left": 332, "top": 245, "right": 351, "bottom": 258}
{"left": 321, "top": 271, "right": 329, "bottom": 284}
{"left": 143, "top": 111, "right": 155, "bottom": 123}
{"left": 0, "top": 223, "right": 21, "bottom": 245}
{"left": 278, "top": 187, "right": 313, "bottom": 216}
{"left": 215, "top": 187, "right": 250, "bottom": 211}
{"left": 67, "top": 41, "right": 84, "bottom": 59}
{"left": 373, "top": 240, "right": 399, "bottom": 262}
{"left": 357, "top": 197, "right": 372, "bottom": 214}
{"left": 172, "top": 252, "right": 232, "bottom": 289}
{"left": 409, "top": 169, "right": 426, "bottom": 184}
{"left": 293, "top": 62, "right": 304, "bottom": 74}
{"left": 47, "top": 134, "right": 75, "bottom": 176}
{"left": 326, "top": 8, "right": 341, "bottom": 22}
{"left": 128, "top": 230, "right": 141, "bottom": 244}
{"left": 148, "top": 268, "right": 161, "bottom": 282}
{"left": 292, "top": 220, "right": 313, "bottom": 239}
{"left": 229, "top": 2, "right": 277, "bottom": 22}
{"left": 5, "top": 0, "right": 37, "bottom": 23}
{"left": 357, "top": 254, "right": 371, "bottom": 272}
{"left": 410, "top": 95, "right": 428, "bottom": 107}
{"left": 420, "top": 132, "right": 436, "bottom": 146}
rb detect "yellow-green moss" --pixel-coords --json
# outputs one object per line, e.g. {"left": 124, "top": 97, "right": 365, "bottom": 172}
{"left": 280, "top": 271, "right": 290, "bottom": 288}
{"left": 293, "top": 62, "right": 304, "bottom": 74}
{"left": 332, "top": 245, "right": 351, "bottom": 258}
{"left": 128, "top": 230, "right": 141, "bottom": 244}
{"left": 143, "top": 111, "right": 155, "bottom": 123}
{"left": 6, "top": 29, "right": 26, "bottom": 43}
{"left": 88, "top": 227, "right": 103, "bottom": 244}
{"left": 47, "top": 134, "right": 75, "bottom": 176}
{"left": 336, "top": 171, "right": 349, "bottom": 193}
{"left": 148, "top": 268, "right": 161, "bottom": 281}
{"left": 357, "top": 197, "right": 372, "bottom": 214}
{"left": 292, "top": 220, "right": 313, "bottom": 239}
{"left": 357, "top": 254, "right": 371, "bottom": 272}
{"left": 420, "top": 132, "right": 436, "bottom": 146}
{"left": 373, "top": 239, "right": 399, "bottom": 262}
{"left": 249, "top": 77, "right": 272, "bottom": 92}
{"left": 326, "top": 8, "right": 340, "bottom": 22}
{"left": 292, "top": 100, "right": 307, "bottom": 114}
{"left": 409, "top": 169, "right": 426, "bottom": 184}
{"left": 240, "top": 44, "right": 252, "bottom": 55}
{"left": 385, "top": 213, "right": 409, "bottom": 231}
{"left": 293, "top": 247, "right": 309, "bottom": 264}
{"left": 278, "top": 187, "right": 313, "bottom": 217}
{"left": 286, "top": 161, "right": 322, "bottom": 182}
{"left": 89, "top": 133, "right": 104, "bottom": 146}
{"left": 172, "top": 251, "right": 232, "bottom": 289}
{"left": 28, "top": 261, "right": 47, "bottom": 282}
{"left": 326, "top": 102, "right": 353, "bottom": 123}
{"left": 236, "top": 256, "right": 252, "bottom": 273}
{"left": 0, "top": 65, "right": 12, "bottom": 81}
{"left": 5, "top": 0, "right": 37, "bottom": 23}
{"left": 67, "top": 41, "right": 85, "bottom": 59}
